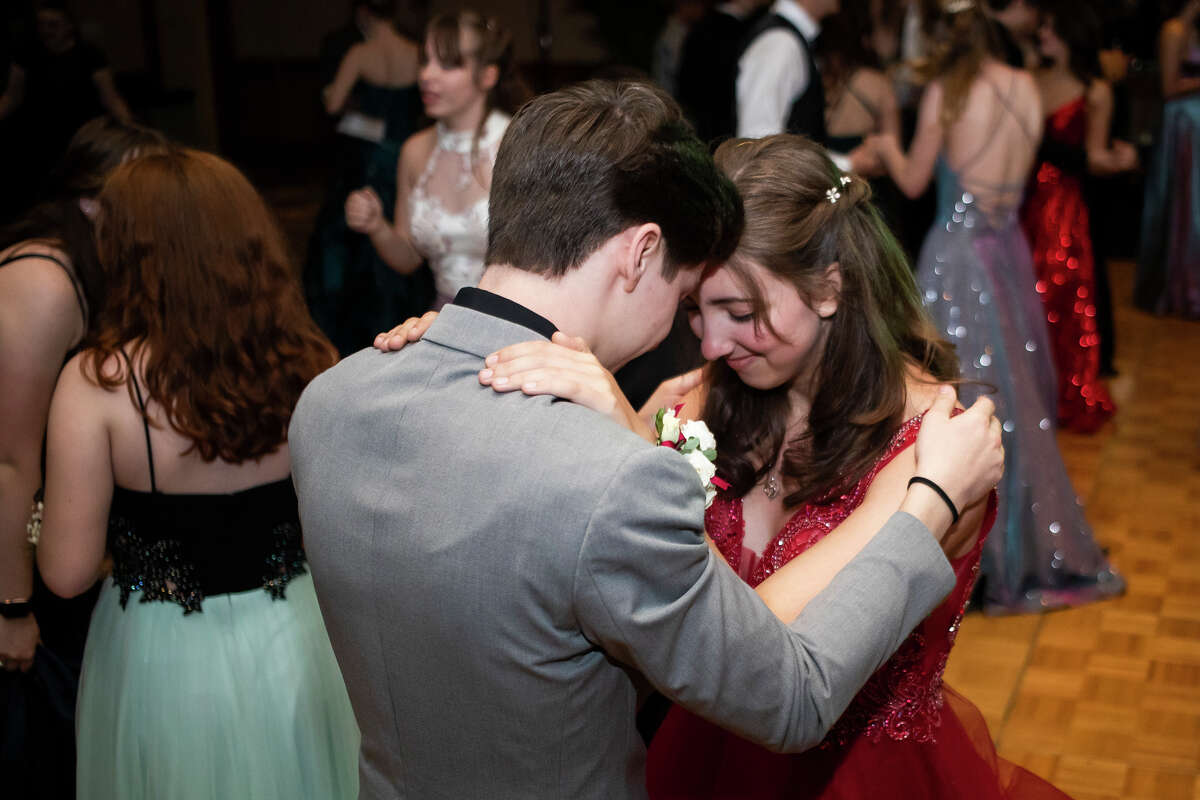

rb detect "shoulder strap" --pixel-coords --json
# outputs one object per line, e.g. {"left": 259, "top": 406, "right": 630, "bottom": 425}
{"left": 844, "top": 80, "right": 880, "bottom": 121}
{"left": 120, "top": 349, "right": 158, "bottom": 493}
{"left": 952, "top": 76, "right": 1030, "bottom": 178}
{"left": 0, "top": 251, "right": 88, "bottom": 328}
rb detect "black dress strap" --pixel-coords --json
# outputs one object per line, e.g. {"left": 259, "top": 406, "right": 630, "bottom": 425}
{"left": 0, "top": 250, "right": 89, "bottom": 330}
{"left": 119, "top": 350, "right": 158, "bottom": 493}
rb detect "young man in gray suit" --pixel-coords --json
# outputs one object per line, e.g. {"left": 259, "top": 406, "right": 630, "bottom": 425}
{"left": 289, "top": 80, "right": 1003, "bottom": 799}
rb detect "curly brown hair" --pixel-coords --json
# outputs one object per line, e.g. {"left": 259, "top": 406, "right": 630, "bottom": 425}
{"left": 705, "top": 136, "right": 959, "bottom": 507}
{"left": 86, "top": 148, "right": 337, "bottom": 463}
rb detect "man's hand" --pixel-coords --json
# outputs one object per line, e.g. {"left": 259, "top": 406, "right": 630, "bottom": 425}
{"left": 902, "top": 386, "right": 1003, "bottom": 546}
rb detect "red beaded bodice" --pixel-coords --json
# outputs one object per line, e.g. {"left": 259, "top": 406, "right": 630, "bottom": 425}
{"left": 705, "top": 415, "right": 996, "bottom": 746}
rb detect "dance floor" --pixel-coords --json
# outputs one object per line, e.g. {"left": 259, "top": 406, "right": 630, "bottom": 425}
{"left": 945, "top": 260, "right": 1200, "bottom": 799}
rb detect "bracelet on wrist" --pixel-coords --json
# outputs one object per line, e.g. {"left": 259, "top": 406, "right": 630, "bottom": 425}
{"left": 0, "top": 598, "right": 33, "bottom": 620}
{"left": 907, "top": 476, "right": 960, "bottom": 526}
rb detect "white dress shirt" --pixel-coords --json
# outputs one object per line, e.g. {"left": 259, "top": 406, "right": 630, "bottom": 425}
{"left": 735, "top": 0, "right": 820, "bottom": 139}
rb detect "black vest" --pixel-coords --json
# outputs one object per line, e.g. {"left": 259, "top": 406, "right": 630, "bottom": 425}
{"left": 736, "top": 13, "right": 827, "bottom": 144}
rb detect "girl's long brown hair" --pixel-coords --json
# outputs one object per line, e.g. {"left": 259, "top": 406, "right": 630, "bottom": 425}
{"left": 917, "top": 3, "right": 1003, "bottom": 126}
{"left": 87, "top": 148, "right": 337, "bottom": 463}
{"left": 706, "top": 136, "right": 959, "bottom": 507}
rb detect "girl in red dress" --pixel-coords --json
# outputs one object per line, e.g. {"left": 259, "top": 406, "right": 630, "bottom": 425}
{"left": 1021, "top": 0, "right": 1136, "bottom": 432}
{"left": 635, "top": 135, "right": 1071, "bottom": 800}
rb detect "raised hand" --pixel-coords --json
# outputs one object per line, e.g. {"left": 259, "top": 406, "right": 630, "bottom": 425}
{"left": 906, "top": 386, "right": 1003, "bottom": 550}
{"left": 345, "top": 187, "right": 386, "bottom": 235}
{"left": 373, "top": 311, "right": 439, "bottom": 351}
{"left": 480, "top": 333, "right": 651, "bottom": 441}
{"left": 636, "top": 368, "right": 705, "bottom": 429}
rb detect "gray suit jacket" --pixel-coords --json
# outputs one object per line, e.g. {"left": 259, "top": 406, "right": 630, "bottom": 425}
{"left": 290, "top": 303, "right": 955, "bottom": 800}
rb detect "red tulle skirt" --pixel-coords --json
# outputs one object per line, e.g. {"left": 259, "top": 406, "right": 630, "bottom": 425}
{"left": 645, "top": 685, "right": 1072, "bottom": 799}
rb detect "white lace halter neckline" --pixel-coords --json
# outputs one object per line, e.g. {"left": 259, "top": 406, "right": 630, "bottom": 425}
{"left": 409, "top": 110, "right": 510, "bottom": 301}
{"left": 434, "top": 111, "right": 506, "bottom": 154}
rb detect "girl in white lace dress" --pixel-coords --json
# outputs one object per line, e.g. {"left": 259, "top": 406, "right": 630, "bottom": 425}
{"left": 345, "top": 10, "right": 529, "bottom": 308}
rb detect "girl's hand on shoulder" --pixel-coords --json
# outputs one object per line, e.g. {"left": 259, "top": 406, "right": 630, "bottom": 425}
{"left": 373, "top": 311, "right": 439, "bottom": 351}
{"left": 480, "top": 333, "right": 650, "bottom": 440}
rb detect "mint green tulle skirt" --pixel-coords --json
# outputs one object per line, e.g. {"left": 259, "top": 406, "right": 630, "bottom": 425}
{"left": 76, "top": 573, "right": 360, "bottom": 799}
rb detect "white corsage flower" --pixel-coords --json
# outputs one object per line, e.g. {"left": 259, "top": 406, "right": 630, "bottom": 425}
{"left": 654, "top": 406, "right": 728, "bottom": 508}
{"left": 659, "top": 408, "right": 682, "bottom": 446}
{"left": 680, "top": 420, "right": 717, "bottom": 453}
{"left": 683, "top": 448, "right": 717, "bottom": 485}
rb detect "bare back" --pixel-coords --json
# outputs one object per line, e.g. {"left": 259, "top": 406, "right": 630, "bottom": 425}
{"left": 354, "top": 29, "right": 419, "bottom": 89}
{"left": 826, "top": 68, "right": 898, "bottom": 139}
{"left": 100, "top": 351, "right": 292, "bottom": 495}
{"left": 940, "top": 62, "right": 1043, "bottom": 219}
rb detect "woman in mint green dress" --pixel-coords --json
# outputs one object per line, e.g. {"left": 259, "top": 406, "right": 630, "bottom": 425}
{"left": 36, "top": 148, "right": 359, "bottom": 799}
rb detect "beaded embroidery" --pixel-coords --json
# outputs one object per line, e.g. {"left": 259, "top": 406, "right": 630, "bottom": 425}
{"left": 704, "top": 414, "right": 991, "bottom": 746}
{"left": 110, "top": 517, "right": 205, "bottom": 614}
{"left": 109, "top": 516, "right": 307, "bottom": 615}
{"left": 263, "top": 522, "right": 308, "bottom": 600}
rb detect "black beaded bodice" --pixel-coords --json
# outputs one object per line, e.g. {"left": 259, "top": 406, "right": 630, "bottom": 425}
{"left": 107, "top": 478, "right": 307, "bottom": 615}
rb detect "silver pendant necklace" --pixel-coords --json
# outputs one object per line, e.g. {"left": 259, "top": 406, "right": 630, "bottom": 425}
{"left": 763, "top": 472, "right": 780, "bottom": 500}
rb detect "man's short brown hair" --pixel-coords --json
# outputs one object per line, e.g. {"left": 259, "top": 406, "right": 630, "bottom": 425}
{"left": 486, "top": 80, "right": 743, "bottom": 280}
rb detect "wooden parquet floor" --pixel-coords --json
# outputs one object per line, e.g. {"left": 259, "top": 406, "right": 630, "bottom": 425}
{"left": 944, "top": 260, "right": 1200, "bottom": 799}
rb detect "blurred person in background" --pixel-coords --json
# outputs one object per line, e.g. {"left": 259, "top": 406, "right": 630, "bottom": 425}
{"left": 676, "top": 0, "right": 770, "bottom": 143}
{"left": 867, "top": 0, "right": 1124, "bottom": 614}
{"left": 1135, "top": 0, "right": 1200, "bottom": 318}
{"left": 0, "top": 1, "right": 132, "bottom": 216}
{"left": 306, "top": 0, "right": 426, "bottom": 356}
{"left": 983, "top": 0, "right": 1042, "bottom": 69}
{"left": 1020, "top": 0, "right": 1136, "bottom": 432}
{"left": 345, "top": 10, "right": 529, "bottom": 311}
{"left": 818, "top": 0, "right": 906, "bottom": 239}
{"left": 0, "top": 115, "right": 164, "bottom": 800}
{"left": 653, "top": 0, "right": 708, "bottom": 97}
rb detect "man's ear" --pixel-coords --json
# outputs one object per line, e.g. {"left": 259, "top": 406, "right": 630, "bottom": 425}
{"left": 814, "top": 261, "right": 842, "bottom": 318}
{"left": 619, "top": 223, "right": 664, "bottom": 293}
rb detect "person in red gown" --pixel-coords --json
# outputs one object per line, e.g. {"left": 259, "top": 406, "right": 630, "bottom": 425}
{"left": 634, "top": 136, "right": 1072, "bottom": 800}
{"left": 1020, "top": 0, "right": 1136, "bottom": 432}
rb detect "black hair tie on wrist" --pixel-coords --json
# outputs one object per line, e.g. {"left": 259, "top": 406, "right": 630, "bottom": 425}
{"left": 907, "top": 476, "right": 960, "bottom": 526}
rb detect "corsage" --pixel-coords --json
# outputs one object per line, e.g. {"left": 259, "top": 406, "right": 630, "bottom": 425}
{"left": 654, "top": 405, "right": 730, "bottom": 508}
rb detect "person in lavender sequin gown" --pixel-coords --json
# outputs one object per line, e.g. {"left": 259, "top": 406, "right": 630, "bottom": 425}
{"left": 865, "top": 0, "right": 1123, "bottom": 613}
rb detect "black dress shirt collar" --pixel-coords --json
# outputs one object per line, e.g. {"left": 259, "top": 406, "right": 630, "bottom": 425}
{"left": 450, "top": 287, "right": 559, "bottom": 341}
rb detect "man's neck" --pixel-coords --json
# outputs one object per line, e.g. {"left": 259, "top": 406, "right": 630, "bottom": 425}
{"left": 476, "top": 265, "right": 606, "bottom": 360}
